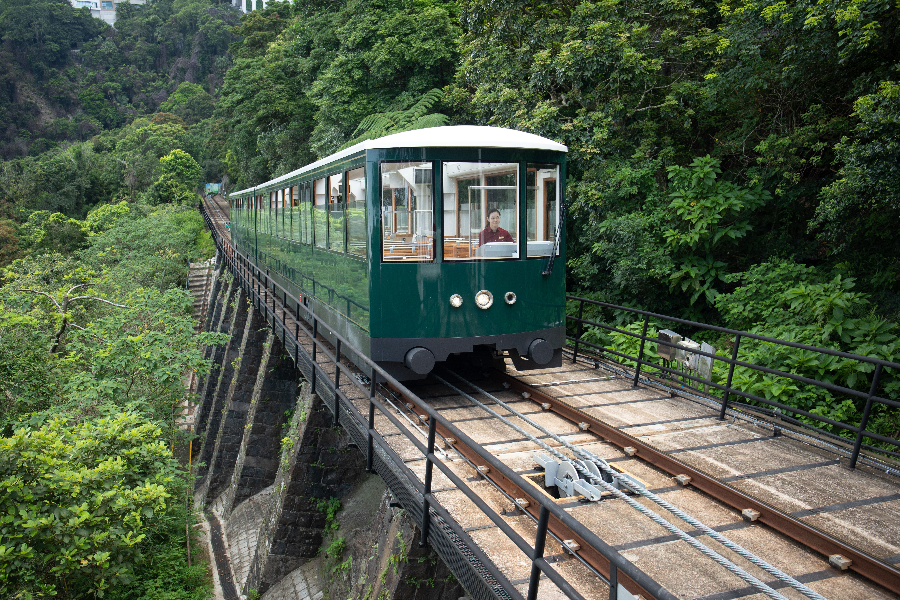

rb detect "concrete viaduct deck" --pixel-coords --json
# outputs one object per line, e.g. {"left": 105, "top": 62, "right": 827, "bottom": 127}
{"left": 190, "top": 195, "right": 900, "bottom": 600}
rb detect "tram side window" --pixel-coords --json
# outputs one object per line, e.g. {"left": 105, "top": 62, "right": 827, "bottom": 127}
{"left": 381, "top": 162, "right": 433, "bottom": 262}
{"left": 270, "top": 192, "right": 276, "bottom": 238}
{"left": 302, "top": 181, "right": 312, "bottom": 245}
{"left": 313, "top": 178, "right": 327, "bottom": 249}
{"left": 526, "top": 163, "right": 560, "bottom": 257}
{"left": 276, "top": 189, "right": 284, "bottom": 239}
{"left": 291, "top": 185, "right": 299, "bottom": 242}
{"left": 442, "top": 162, "right": 518, "bottom": 260}
{"left": 346, "top": 167, "right": 366, "bottom": 258}
{"left": 328, "top": 173, "right": 345, "bottom": 253}
{"left": 282, "top": 188, "right": 289, "bottom": 239}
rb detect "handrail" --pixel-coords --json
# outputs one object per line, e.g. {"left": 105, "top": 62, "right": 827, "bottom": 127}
{"left": 565, "top": 295, "right": 900, "bottom": 470}
{"left": 201, "top": 201, "right": 677, "bottom": 600}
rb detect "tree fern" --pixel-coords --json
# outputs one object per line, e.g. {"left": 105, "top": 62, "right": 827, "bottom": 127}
{"left": 339, "top": 89, "right": 449, "bottom": 150}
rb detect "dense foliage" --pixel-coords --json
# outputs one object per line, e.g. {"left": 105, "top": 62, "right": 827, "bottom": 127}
{"left": 0, "top": 0, "right": 238, "bottom": 158}
{"left": 0, "top": 199, "right": 222, "bottom": 598}
{"left": 214, "top": 0, "right": 459, "bottom": 186}
{"left": 0, "top": 414, "right": 186, "bottom": 597}
{"left": 0, "top": 0, "right": 898, "bottom": 593}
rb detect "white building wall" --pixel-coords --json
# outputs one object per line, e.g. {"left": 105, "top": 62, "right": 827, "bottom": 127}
{"left": 70, "top": 0, "right": 146, "bottom": 25}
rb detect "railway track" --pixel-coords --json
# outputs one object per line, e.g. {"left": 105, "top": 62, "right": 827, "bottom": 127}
{"left": 199, "top": 196, "right": 900, "bottom": 600}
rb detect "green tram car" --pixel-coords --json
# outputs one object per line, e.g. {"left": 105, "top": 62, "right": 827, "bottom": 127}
{"left": 228, "top": 126, "right": 567, "bottom": 380}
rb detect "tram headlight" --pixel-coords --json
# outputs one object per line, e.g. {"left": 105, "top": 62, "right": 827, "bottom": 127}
{"left": 449, "top": 294, "right": 463, "bottom": 308}
{"left": 504, "top": 291, "right": 517, "bottom": 305}
{"left": 475, "top": 290, "right": 493, "bottom": 310}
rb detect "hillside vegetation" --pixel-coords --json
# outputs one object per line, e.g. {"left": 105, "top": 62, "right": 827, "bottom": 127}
{"left": 0, "top": 0, "right": 897, "bottom": 595}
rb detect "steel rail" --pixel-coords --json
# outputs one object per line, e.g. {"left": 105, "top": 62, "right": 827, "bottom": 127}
{"left": 381, "top": 380, "right": 676, "bottom": 600}
{"left": 200, "top": 198, "right": 674, "bottom": 600}
{"left": 439, "top": 370, "right": 826, "bottom": 600}
{"left": 493, "top": 370, "right": 900, "bottom": 595}
{"left": 573, "top": 349, "right": 900, "bottom": 472}
{"left": 565, "top": 296, "right": 900, "bottom": 471}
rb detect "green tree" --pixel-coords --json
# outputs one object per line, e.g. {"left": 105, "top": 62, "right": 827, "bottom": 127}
{"left": 0, "top": 218, "right": 20, "bottom": 266}
{"left": 713, "top": 259, "right": 900, "bottom": 440}
{"left": 18, "top": 210, "right": 88, "bottom": 255}
{"left": 814, "top": 80, "right": 900, "bottom": 292}
{"left": 159, "top": 81, "right": 216, "bottom": 125}
{"left": 0, "top": 412, "right": 178, "bottom": 598}
{"left": 60, "top": 286, "right": 226, "bottom": 426}
{"left": 116, "top": 120, "right": 198, "bottom": 197}
{"left": 308, "top": 0, "right": 459, "bottom": 156}
{"left": 340, "top": 88, "right": 448, "bottom": 149}
{"left": 153, "top": 149, "right": 202, "bottom": 205}
{"left": 84, "top": 200, "right": 131, "bottom": 236}
{"left": 215, "top": 0, "right": 459, "bottom": 186}
{"left": 663, "top": 156, "right": 769, "bottom": 305}
{"left": 79, "top": 85, "right": 125, "bottom": 129}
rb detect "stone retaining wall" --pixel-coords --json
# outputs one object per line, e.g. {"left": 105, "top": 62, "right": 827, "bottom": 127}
{"left": 193, "top": 272, "right": 466, "bottom": 600}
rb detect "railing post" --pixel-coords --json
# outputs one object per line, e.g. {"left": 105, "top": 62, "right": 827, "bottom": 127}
{"left": 333, "top": 339, "right": 342, "bottom": 427}
{"left": 526, "top": 506, "right": 550, "bottom": 600}
{"left": 311, "top": 319, "right": 318, "bottom": 394}
{"left": 572, "top": 301, "right": 585, "bottom": 364}
{"left": 420, "top": 417, "right": 436, "bottom": 548}
{"left": 719, "top": 334, "right": 742, "bottom": 420}
{"left": 367, "top": 375, "right": 376, "bottom": 473}
{"left": 849, "top": 364, "right": 883, "bottom": 469}
{"left": 632, "top": 316, "right": 650, "bottom": 387}
{"left": 312, "top": 319, "right": 318, "bottom": 362}
{"left": 609, "top": 563, "right": 618, "bottom": 600}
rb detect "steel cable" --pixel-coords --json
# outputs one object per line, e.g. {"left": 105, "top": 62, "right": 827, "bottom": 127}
{"left": 443, "top": 370, "right": 830, "bottom": 600}
{"left": 435, "top": 372, "right": 809, "bottom": 600}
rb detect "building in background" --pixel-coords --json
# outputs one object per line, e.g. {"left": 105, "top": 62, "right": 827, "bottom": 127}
{"left": 70, "top": 0, "right": 145, "bottom": 25}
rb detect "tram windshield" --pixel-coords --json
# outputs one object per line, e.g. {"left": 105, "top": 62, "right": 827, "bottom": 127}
{"left": 381, "top": 162, "right": 434, "bottom": 262}
{"left": 443, "top": 162, "right": 518, "bottom": 260}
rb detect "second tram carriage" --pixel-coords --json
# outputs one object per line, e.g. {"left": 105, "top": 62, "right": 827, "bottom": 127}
{"left": 228, "top": 126, "right": 567, "bottom": 380}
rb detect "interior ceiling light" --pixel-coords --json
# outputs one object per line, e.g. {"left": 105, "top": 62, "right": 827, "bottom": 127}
{"left": 475, "top": 290, "right": 493, "bottom": 310}
{"left": 450, "top": 294, "right": 463, "bottom": 308}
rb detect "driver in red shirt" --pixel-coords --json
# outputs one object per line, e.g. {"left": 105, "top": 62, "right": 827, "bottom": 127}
{"left": 478, "top": 208, "right": 514, "bottom": 246}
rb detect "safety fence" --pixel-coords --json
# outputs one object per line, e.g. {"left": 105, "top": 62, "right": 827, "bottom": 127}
{"left": 567, "top": 296, "right": 900, "bottom": 470}
{"left": 201, "top": 203, "right": 675, "bottom": 600}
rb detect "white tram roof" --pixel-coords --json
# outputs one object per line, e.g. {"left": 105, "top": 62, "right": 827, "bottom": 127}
{"left": 231, "top": 126, "right": 567, "bottom": 196}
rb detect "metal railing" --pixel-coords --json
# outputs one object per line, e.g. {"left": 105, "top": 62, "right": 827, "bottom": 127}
{"left": 566, "top": 296, "right": 900, "bottom": 470}
{"left": 201, "top": 204, "right": 676, "bottom": 600}
{"left": 253, "top": 246, "right": 369, "bottom": 325}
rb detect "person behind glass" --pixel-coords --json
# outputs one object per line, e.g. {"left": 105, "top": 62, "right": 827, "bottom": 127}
{"left": 478, "top": 208, "right": 514, "bottom": 246}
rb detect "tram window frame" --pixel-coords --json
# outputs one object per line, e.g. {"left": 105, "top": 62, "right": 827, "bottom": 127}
{"left": 346, "top": 167, "right": 367, "bottom": 259}
{"left": 328, "top": 172, "right": 346, "bottom": 253}
{"left": 441, "top": 161, "right": 519, "bottom": 261}
{"left": 302, "top": 180, "right": 312, "bottom": 245}
{"left": 276, "top": 189, "right": 282, "bottom": 239}
{"left": 269, "top": 191, "right": 274, "bottom": 238}
{"left": 380, "top": 161, "right": 434, "bottom": 263}
{"left": 525, "top": 163, "right": 561, "bottom": 258}
{"left": 281, "top": 188, "right": 288, "bottom": 239}
{"left": 313, "top": 178, "right": 328, "bottom": 249}
{"left": 291, "top": 185, "right": 299, "bottom": 242}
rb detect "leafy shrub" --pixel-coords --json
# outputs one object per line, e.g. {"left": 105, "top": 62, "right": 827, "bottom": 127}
{"left": 0, "top": 413, "right": 177, "bottom": 597}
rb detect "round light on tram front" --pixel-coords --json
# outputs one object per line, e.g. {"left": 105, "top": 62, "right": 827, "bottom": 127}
{"left": 449, "top": 294, "right": 463, "bottom": 308}
{"left": 475, "top": 290, "right": 494, "bottom": 310}
{"left": 504, "top": 292, "right": 517, "bottom": 305}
